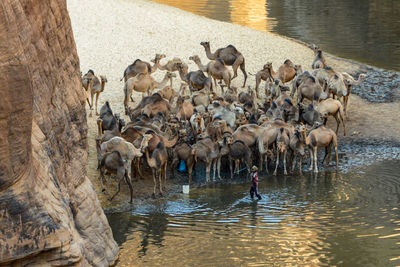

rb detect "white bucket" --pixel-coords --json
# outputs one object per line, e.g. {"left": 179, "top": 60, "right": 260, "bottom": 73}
{"left": 182, "top": 185, "right": 190, "bottom": 194}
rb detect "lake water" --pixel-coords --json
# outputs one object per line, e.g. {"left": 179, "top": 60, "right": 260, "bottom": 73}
{"left": 108, "top": 160, "right": 400, "bottom": 266}
{"left": 152, "top": 0, "right": 400, "bottom": 71}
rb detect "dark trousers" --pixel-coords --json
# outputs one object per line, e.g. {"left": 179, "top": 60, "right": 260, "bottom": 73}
{"left": 250, "top": 182, "right": 261, "bottom": 200}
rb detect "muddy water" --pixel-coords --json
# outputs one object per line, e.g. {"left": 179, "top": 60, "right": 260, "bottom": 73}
{"left": 152, "top": 0, "right": 400, "bottom": 71}
{"left": 108, "top": 160, "right": 400, "bottom": 266}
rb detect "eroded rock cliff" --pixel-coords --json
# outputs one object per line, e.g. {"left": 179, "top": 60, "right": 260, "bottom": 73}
{"left": 0, "top": 0, "right": 118, "bottom": 265}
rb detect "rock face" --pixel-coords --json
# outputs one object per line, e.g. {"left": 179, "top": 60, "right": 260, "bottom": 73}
{"left": 0, "top": 0, "right": 118, "bottom": 265}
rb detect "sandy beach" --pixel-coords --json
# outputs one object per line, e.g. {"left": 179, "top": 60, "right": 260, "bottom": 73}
{"left": 67, "top": 0, "right": 400, "bottom": 207}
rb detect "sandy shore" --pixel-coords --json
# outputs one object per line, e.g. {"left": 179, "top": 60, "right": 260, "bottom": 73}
{"left": 67, "top": 0, "right": 400, "bottom": 207}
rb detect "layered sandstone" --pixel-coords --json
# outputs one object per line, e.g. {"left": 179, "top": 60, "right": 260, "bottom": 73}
{"left": 0, "top": 0, "right": 118, "bottom": 265}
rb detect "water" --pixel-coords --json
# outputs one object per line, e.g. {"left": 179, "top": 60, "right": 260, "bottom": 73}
{"left": 152, "top": 0, "right": 400, "bottom": 71}
{"left": 108, "top": 160, "right": 400, "bottom": 266}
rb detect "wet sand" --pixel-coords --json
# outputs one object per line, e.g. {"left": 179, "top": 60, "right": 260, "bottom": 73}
{"left": 67, "top": 0, "right": 400, "bottom": 206}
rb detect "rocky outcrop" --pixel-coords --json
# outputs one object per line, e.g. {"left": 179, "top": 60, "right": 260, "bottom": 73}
{"left": 0, "top": 0, "right": 118, "bottom": 265}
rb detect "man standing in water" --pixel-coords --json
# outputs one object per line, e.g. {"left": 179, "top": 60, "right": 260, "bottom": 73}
{"left": 250, "top": 166, "right": 262, "bottom": 200}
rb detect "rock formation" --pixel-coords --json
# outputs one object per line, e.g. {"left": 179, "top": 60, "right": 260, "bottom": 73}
{"left": 0, "top": 0, "right": 118, "bottom": 265}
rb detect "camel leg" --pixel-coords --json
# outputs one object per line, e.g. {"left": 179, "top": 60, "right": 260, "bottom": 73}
{"left": 217, "top": 157, "right": 222, "bottom": 180}
{"left": 229, "top": 157, "right": 233, "bottom": 179}
{"left": 163, "top": 163, "right": 167, "bottom": 191}
{"left": 206, "top": 161, "right": 211, "bottom": 183}
{"left": 188, "top": 161, "right": 194, "bottom": 184}
{"left": 299, "top": 156, "right": 303, "bottom": 174}
{"left": 255, "top": 74, "right": 261, "bottom": 98}
{"left": 273, "top": 150, "right": 280, "bottom": 176}
{"left": 259, "top": 153, "right": 263, "bottom": 172}
{"left": 212, "top": 159, "right": 217, "bottom": 182}
{"left": 124, "top": 172, "right": 134, "bottom": 203}
{"left": 335, "top": 144, "right": 339, "bottom": 169}
{"left": 322, "top": 147, "right": 329, "bottom": 164}
{"left": 309, "top": 148, "right": 314, "bottom": 172}
{"left": 264, "top": 154, "right": 269, "bottom": 174}
{"left": 95, "top": 92, "right": 100, "bottom": 116}
{"left": 109, "top": 175, "right": 122, "bottom": 201}
{"left": 90, "top": 92, "right": 94, "bottom": 110}
{"left": 99, "top": 171, "right": 107, "bottom": 194}
{"left": 86, "top": 96, "right": 92, "bottom": 109}
{"left": 234, "top": 159, "right": 240, "bottom": 173}
{"left": 314, "top": 148, "right": 318, "bottom": 173}
{"left": 334, "top": 114, "right": 340, "bottom": 135}
{"left": 326, "top": 144, "right": 332, "bottom": 166}
{"left": 159, "top": 170, "right": 164, "bottom": 196}
{"left": 291, "top": 154, "right": 297, "bottom": 172}
{"left": 97, "top": 119, "right": 103, "bottom": 136}
{"left": 283, "top": 150, "right": 288, "bottom": 175}
{"left": 239, "top": 61, "right": 247, "bottom": 87}
{"left": 152, "top": 169, "right": 157, "bottom": 197}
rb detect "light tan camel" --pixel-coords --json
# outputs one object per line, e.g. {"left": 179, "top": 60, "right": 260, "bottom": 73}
{"left": 157, "top": 85, "right": 178, "bottom": 103}
{"left": 273, "top": 127, "right": 291, "bottom": 175}
{"left": 200, "top": 41, "right": 247, "bottom": 87}
{"left": 174, "top": 96, "right": 194, "bottom": 121}
{"left": 316, "top": 98, "right": 346, "bottom": 136}
{"left": 171, "top": 142, "right": 197, "bottom": 184}
{"left": 192, "top": 136, "right": 220, "bottom": 182}
{"left": 224, "top": 136, "right": 252, "bottom": 179}
{"left": 341, "top": 73, "right": 367, "bottom": 116}
{"left": 189, "top": 55, "right": 232, "bottom": 93}
{"left": 257, "top": 126, "right": 279, "bottom": 172}
{"left": 232, "top": 124, "right": 264, "bottom": 147}
{"left": 121, "top": 54, "right": 166, "bottom": 82}
{"left": 123, "top": 72, "right": 175, "bottom": 111}
{"left": 311, "top": 46, "right": 327, "bottom": 69}
{"left": 327, "top": 74, "right": 348, "bottom": 99}
{"left": 238, "top": 86, "right": 255, "bottom": 104}
{"left": 289, "top": 125, "right": 307, "bottom": 173}
{"left": 305, "top": 125, "right": 339, "bottom": 173}
{"left": 82, "top": 70, "right": 108, "bottom": 116}
{"left": 297, "top": 75, "right": 328, "bottom": 104}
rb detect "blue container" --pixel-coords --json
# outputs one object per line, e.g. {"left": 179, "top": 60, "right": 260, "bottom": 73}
{"left": 178, "top": 160, "right": 187, "bottom": 173}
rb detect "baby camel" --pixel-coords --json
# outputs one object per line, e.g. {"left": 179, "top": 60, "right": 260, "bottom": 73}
{"left": 82, "top": 70, "right": 108, "bottom": 115}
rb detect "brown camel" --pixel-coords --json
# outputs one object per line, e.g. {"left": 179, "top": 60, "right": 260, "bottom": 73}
{"left": 224, "top": 136, "right": 252, "bottom": 179}
{"left": 192, "top": 136, "right": 220, "bottom": 182}
{"left": 158, "top": 85, "right": 178, "bottom": 103}
{"left": 257, "top": 126, "right": 279, "bottom": 172}
{"left": 84, "top": 72, "right": 108, "bottom": 116}
{"left": 305, "top": 125, "right": 339, "bottom": 173}
{"left": 200, "top": 41, "right": 247, "bottom": 87}
{"left": 174, "top": 96, "right": 194, "bottom": 121}
{"left": 141, "top": 139, "right": 168, "bottom": 197}
{"left": 341, "top": 73, "right": 367, "bottom": 117}
{"left": 176, "top": 63, "right": 213, "bottom": 92}
{"left": 289, "top": 125, "right": 307, "bottom": 173}
{"left": 171, "top": 142, "right": 197, "bottom": 184}
{"left": 123, "top": 71, "right": 175, "bottom": 111}
{"left": 254, "top": 60, "right": 296, "bottom": 98}
{"left": 232, "top": 124, "right": 264, "bottom": 147}
{"left": 96, "top": 141, "right": 134, "bottom": 203}
{"left": 316, "top": 98, "right": 346, "bottom": 136}
{"left": 238, "top": 86, "right": 255, "bottom": 104}
{"left": 223, "top": 86, "right": 238, "bottom": 104}
{"left": 189, "top": 55, "right": 232, "bottom": 93}
{"left": 142, "top": 98, "right": 171, "bottom": 118}
{"left": 125, "top": 93, "right": 163, "bottom": 116}
{"left": 297, "top": 75, "right": 328, "bottom": 104}
{"left": 121, "top": 54, "right": 166, "bottom": 82}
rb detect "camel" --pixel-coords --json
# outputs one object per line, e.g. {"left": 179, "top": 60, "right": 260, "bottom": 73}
{"left": 289, "top": 125, "right": 307, "bottom": 173}
{"left": 254, "top": 60, "right": 296, "bottom": 98}
{"left": 189, "top": 55, "right": 231, "bottom": 93}
{"left": 298, "top": 103, "right": 323, "bottom": 126}
{"left": 121, "top": 54, "right": 166, "bottom": 82}
{"left": 224, "top": 136, "right": 252, "bottom": 179}
{"left": 98, "top": 113, "right": 125, "bottom": 143}
{"left": 96, "top": 140, "right": 134, "bottom": 203}
{"left": 176, "top": 63, "right": 213, "bottom": 92}
{"left": 223, "top": 86, "right": 238, "bottom": 104}
{"left": 157, "top": 85, "right": 178, "bottom": 103}
{"left": 311, "top": 49, "right": 327, "bottom": 69}
{"left": 200, "top": 41, "right": 247, "bottom": 87}
{"left": 123, "top": 71, "right": 175, "bottom": 112}
{"left": 341, "top": 73, "right": 367, "bottom": 116}
{"left": 273, "top": 127, "right": 291, "bottom": 175}
{"left": 192, "top": 88, "right": 212, "bottom": 109}
{"left": 305, "top": 125, "right": 339, "bottom": 173}
{"left": 311, "top": 66, "right": 337, "bottom": 91}
{"left": 297, "top": 75, "right": 328, "bottom": 104}
{"left": 232, "top": 124, "right": 264, "bottom": 147}
{"left": 316, "top": 98, "right": 346, "bottom": 136}
{"left": 327, "top": 74, "right": 348, "bottom": 99}
{"left": 84, "top": 72, "right": 108, "bottom": 116}
{"left": 190, "top": 112, "right": 206, "bottom": 136}
{"left": 97, "top": 102, "right": 125, "bottom": 136}
{"left": 171, "top": 142, "right": 197, "bottom": 184}
{"left": 174, "top": 96, "right": 194, "bottom": 121}
{"left": 142, "top": 98, "right": 171, "bottom": 118}
{"left": 192, "top": 136, "right": 220, "bottom": 182}
{"left": 257, "top": 126, "right": 278, "bottom": 172}
{"left": 207, "top": 101, "right": 236, "bottom": 128}
{"left": 141, "top": 139, "right": 168, "bottom": 197}
{"left": 238, "top": 86, "right": 255, "bottom": 104}
{"left": 125, "top": 93, "right": 163, "bottom": 116}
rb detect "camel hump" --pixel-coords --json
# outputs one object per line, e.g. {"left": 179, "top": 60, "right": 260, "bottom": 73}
{"left": 284, "top": 59, "right": 291, "bottom": 64}
{"left": 88, "top": 69, "right": 94, "bottom": 75}
{"left": 216, "top": 58, "right": 225, "bottom": 65}
{"left": 233, "top": 139, "right": 245, "bottom": 146}
{"left": 308, "top": 76, "right": 316, "bottom": 82}
{"left": 133, "top": 59, "right": 141, "bottom": 65}
{"left": 227, "top": 44, "right": 238, "bottom": 52}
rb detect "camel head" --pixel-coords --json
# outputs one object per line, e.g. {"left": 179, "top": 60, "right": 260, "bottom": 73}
{"left": 263, "top": 62, "right": 272, "bottom": 70}
{"left": 200, "top": 41, "right": 210, "bottom": 48}
{"left": 189, "top": 55, "right": 200, "bottom": 62}
{"left": 224, "top": 135, "right": 234, "bottom": 145}
{"left": 294, "top": 64, "right": 303, "bottom": 75}
{"left": 311, "top": 44, "right": 319, "bottom": 52}
{"left": 151, "top": 54, "right": 166, "bottom": 63}
{"left": 140, "top": 134, "right": 153, "bottom": 153}
{"left": 99, "top": 75, "right": 108, "bottom": 83}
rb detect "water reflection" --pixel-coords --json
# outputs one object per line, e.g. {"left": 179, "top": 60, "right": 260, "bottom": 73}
{"left": 108, "top": 160, "right": 400, "bottom": 266}
{"left": 152, "top": 0, "right": 400, "bottom": 71}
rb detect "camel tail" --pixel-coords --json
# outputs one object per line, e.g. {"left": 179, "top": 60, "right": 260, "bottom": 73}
{"left": 332, "top": 133, "right": 339, "bottom": 168}
{"left": 257, "top": 129, "right": 266, "bottom": 155}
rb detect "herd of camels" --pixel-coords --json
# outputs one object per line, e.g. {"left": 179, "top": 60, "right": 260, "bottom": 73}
{"left": 81, "top": 42, "right": 367, "bottom": 201}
